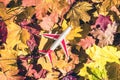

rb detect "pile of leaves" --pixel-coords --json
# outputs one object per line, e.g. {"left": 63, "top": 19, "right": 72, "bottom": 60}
{"left": 0, "top": 0, "right": 120, "bottom": 80}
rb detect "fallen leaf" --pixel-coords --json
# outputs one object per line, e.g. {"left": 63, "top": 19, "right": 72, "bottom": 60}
{"left": 0, "top": 49, "right": 20, "bottom": 80}
{"left": 91, "top": 15, "right": 112, "bottom": 31}
{"left": 90, "top": 22, "right": 118, "bottom": 47}
{"left": 0, "top": 0, "right": 10, "bottom": 6}
{"left": 21, "top": 28, "right": 30, "bottom": 44}
{"left": 66, "top": 1, "right": 92, "bottom": 24}
{"left": 77, "top": 36, "right": 95, "bottom": 49}
{"left": 0, "top": 17, "right": 7, "bottom": 44}
{"left": 86, "top": 45, "right": 120, "bottom": 68}
{"left": 110, "top": 6, "right": 120, "bottom": 16}
{"left": 92, "top": 0, "right": 103, "bottom": 3}
{"left": 35, "top": 0, "right": 51, "bottom": 20}
{"left": 62, "top": 19, "right": 82, "bottom": 40}
{"left": 99, "top": 0, "right": 120, "bottom": 15}
{"left": 37, "top": 48, "right": 79, "bottom": 79}
{"left": 6, "top": 22, "right": 21, "bottom": 49}
{"left": 39, "top": 12, "right": 58, "bottom": 31}
{"left": 22, "top": 0, "right": 36, "bottom": 7}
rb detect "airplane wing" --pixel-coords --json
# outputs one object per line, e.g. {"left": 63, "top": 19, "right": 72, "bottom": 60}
{"left": 60, "top": 39, "right": 69, "bottom": 59}
{"left": 43, "top": 33, "right": 59, "bottom": 40}
{"left": 39, "top": 26, "right": 72, "bottom": 65}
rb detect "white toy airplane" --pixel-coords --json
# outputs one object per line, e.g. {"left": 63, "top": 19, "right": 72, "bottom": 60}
{"left": 39, "top": 26, "right": 72, "bottom": 65}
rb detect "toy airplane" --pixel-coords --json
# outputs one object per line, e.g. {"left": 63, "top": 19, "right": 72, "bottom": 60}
{"left": 39, "top": 26, "right": 72, "bottom": 65}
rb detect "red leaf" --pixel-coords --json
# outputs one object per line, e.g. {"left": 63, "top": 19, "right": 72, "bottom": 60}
{"left": 91, "top": 15, "right": 112, "bottom": 31}
{"left": 0, "top": 17, "right": 7, "bottom": 44}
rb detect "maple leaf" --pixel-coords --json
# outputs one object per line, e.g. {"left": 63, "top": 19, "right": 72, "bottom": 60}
{"left": 0, "top": 0, "right": 10, "bottom": 6}
{"left": 86, "top": 45, "right": 120, "bottom": 68}
{"left": 0, "top": 17, "right": 7, "bottom": 45}
{"left": 79, "top": 45, "right": 120, "bottom": 80}
{"left": 0, "top": 2, "right": 25, "bottom": 24}
{"left": 92, "top": 0, "right": 103, "bottom": 3}
{"left": 67, "top": 27, "right": 82, "bottom": 40}
{"left": 6, "top": 22, "right": 21, "bottom": 49}
{"left": 110, "top": 6, "right": 120, "bottom": 16}
{"left": 15, "top": 7, "right": 35, "bottom": 23}
{"left": 79, "top": 62, "right": 108, "bottom": 80}
{"left": 17, "top": 55, "right": 48, "bottom": 79}
{"left": 77, "top": 36, "right": 95, "bottom": 49}
{"left": 99, "top": 0, "right": 120, "bottom": 15}
{"left": 0, "top": 49, "right": 21, "bottom": 80}
{"left": 66, "top": 0, "right": 75, "bottom": 4}
{"left": 91, "top": 15, "right": 112, "bottom": 31}
{"left": 22, "top": 0, "right": 36, "bottom": 7}
{"left": 37, "top": 48, "right": 79, "bottom": 79}
{"left": 20, "top": 19, "right": 41, "bottom": 51}
{"left": 21, "top": 28, "right": 30, "bottom": 44}
{"left": 5, "top": 22, "right": 29, "bottom": 55}
{"left": 62, "top": 19, "right": 82, "bottom": 40}
{"left": 0, "top": 72, "right": 24, "bottom": 80}
{"left": 52, "top": 0, "right": 71, "bottom": 20}
{"left": 66, "top": 26, "right": 82, "bottom": 40}
{"left": 35, "top": 0, "right": 51, "bottom": 20}
{"left": 103, "top": 22, "right": 117, "bottom": 44}
{"left": 25, "top": 64, "right": 47, "bottom": 79}
{"left": 90, "top": 22, "right": 117, "bottom": 47}
{"left": 39, "top": 12, "right": 58, "bottom": 31}
{"left": 66, "top": 1, "right": 92, "bottom": 24}
{"left": 36, "top": 0, "right": 72, "bottom": 31}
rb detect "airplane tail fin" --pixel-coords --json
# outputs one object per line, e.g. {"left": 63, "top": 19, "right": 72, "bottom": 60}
{"left": 38, "top": 49, "right": 53, "bottom": 65}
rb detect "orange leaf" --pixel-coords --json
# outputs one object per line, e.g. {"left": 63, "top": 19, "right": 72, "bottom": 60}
{"left": 78, "top": 36, "right": 95, "bottom": 49}
{"left": 0, "top": 0, "right": 10, "bottom": 6}
{"left": 39, "top": 12, "right": 58, "bottom": 31}
{"left": 22, "top": 0, "right": 36, "bottom": 7}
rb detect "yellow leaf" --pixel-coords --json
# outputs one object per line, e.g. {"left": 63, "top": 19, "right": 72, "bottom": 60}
{"left": 86, "top": 45, "right": 120, "bottom": 69}
{"left": 6, "top": 22, "right": 21, "bottom": 49}
{"left": 16, "top": 42, "right": 29, "bottom": 55}
{"left": 79, "top": 63, "right": 94, "bottom": 78}
{"left": 0, "top": 3, "right": 24, "bottom": 23}
{"left": 92, "top": 0, "right": 103, "bottom": 3}
{"left": 21, "top": 28, "right": 30, "bottom": 44}
{"left": 79, "top": 62, "right": 108, "bottom": 80}
{"left": 62, "top": 19, "right": 82, "bottom": 40}
{"left": 0, "top": 3, "right": 13, "bottom": 21}
{"left": 61, "top": 19, "right": 68, "bottom": 30}
{"left": 0, "top": 49, "right": 18, "bottom": 73}
{"left": 6, "top": 23, "right": 29, "bottom": 55}
{"left": 66, "top": 27, "right": 82, "bottom": 40}
{"left": 38, "top": 36, "right": 48, "bottom": 50}
{"left": 0, "top": 49, "right": 19, "bottom": 80}
{"left": 37, "top": 48, "right": 79, "bottom": 79}
{"left": 99, "top": 0, "right": 120, "bottom": 16}
{"left": 66, "top": 2, "right": 92, "bottom": 23}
